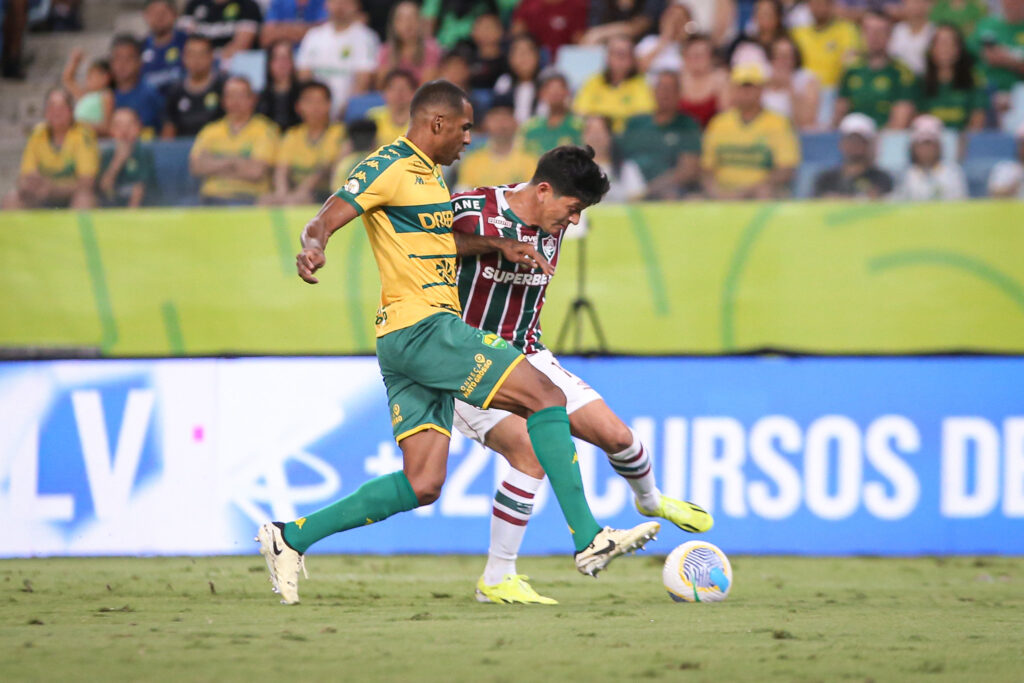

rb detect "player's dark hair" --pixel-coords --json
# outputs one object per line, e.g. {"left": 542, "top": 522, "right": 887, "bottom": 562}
{"left": 410, "top": 79, "right": 469, "bottom": 116}
{"left": 111, "top": 33, "right": 141, "bottom": 55}
{"left": 383, "top": 68, "right": 418, "bottom": 91}
{"left": 531, "top": 145, "right": 610, "bottom": 207}
{"left": 144, "top": 0, "right": 176, "bottom": 9}
{"left": 298, "top": 80, "right": 331, "bottom": 101}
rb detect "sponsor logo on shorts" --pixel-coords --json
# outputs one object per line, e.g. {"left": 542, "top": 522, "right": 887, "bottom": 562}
{"left": 391, "top": 403, "right": 403, "bottom": 427}
{"left": 460, "top": 356, "right": 493, "bottom": 398}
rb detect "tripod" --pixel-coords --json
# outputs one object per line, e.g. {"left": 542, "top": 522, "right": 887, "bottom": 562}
{"left": 555, "top": 227, "right": 608, "bottom": 354}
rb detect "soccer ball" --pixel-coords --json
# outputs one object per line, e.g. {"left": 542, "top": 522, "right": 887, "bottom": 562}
{"left": 663, "top": 540, "right": 732, "bottom": 603}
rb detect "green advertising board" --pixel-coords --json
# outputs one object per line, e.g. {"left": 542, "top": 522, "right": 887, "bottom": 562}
{"left": 1, "top": 201, "right": 1022, "bottom": 356}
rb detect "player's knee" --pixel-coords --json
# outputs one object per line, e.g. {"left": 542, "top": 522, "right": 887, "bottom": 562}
{"left": 409, "top": 473, "right": 445, "bottom": 506}
{"left": 532, "top": 374, "right": 566, "bottom": 410}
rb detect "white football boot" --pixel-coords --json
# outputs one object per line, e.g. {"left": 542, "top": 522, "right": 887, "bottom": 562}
{"left": 256, "top": 522, "right": 307, "bottom": 605}
{"left": 574, "top": 522, "right": 660, "bottom": 577}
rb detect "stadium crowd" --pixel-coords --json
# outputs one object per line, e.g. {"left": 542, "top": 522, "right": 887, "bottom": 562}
{"left": 4, "top": 0, "right": 1024, "bottom": 209}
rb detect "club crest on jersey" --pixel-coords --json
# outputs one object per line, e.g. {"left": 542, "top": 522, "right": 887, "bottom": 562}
{"left": 541, "top": 236, "right": 557, "bottom": 261}
{"left": 481, "top": 333, "right": 509, "bottom": 349}
{"left": 345, "top": 179, "right": 359, "bottom": 194}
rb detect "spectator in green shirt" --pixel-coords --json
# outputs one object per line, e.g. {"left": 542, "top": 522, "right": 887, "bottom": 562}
{"left": 422, "top": 0, "right": 499, "bottom": 48}
{"left": 969, "top": 0, "right": 1024, "bottom": 120}
{"left": 834, "top": 10, "right": 916, "bottom": 130}
{"left": 930, "top": 0, "right": 987, "bottom": 37}
{"left": 621, "top": 71, "right": 701, "bottom": 199}
{"left": 98, "top": 107, "right": 156, "bottom": 208}
{"left": 916, "top": 24, "right": 987, "bottom": 131}
{"left": 520, "top": 70, "right": 584, "bottom": 156}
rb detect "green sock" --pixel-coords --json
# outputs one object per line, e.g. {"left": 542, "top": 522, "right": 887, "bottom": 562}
{"left": 526, "top": 406, "right": 602, "bottom": 552}
{"left": 281, "top": 471, "right": 419, "bottom": 553}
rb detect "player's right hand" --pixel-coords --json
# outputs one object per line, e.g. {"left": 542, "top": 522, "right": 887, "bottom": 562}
{"left": 296, "top": 247, "right": 326, "bottom": 284}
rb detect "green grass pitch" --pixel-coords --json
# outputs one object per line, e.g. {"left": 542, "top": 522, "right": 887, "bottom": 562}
{"left": 2, "top": 554, "right": 1022, "bottom": 682}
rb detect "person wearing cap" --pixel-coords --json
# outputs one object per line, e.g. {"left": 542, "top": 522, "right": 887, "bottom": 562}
{"left": 893, "top": 113, "right": 967, "bottom": 200}
{"left": 833, "top": 10, "right": 915, "bottom": 130}
{"left": 622, "top": 70, "right": 702, "bottom": 199}
{"left": 572, "top": 34, "right": 655, "bottom": 133}
{"left": 792, "top": 0, "right": 861, "bottom": 89}
{"left": 702, "top": 62, "right": 800, "bottom": 200}
{"left": 813, "top": 112, "right": 893, "bottom": 198}
{"left": 520, "top": 70, "right": 584, "bottom": 156}
{"left": 454, "top": 95, "right": 539, "bottom": 192}
{"left": 987, "top": 121, "right": 1024, "bottom": 199}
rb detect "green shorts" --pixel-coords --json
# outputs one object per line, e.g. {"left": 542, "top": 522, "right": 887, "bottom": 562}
{"left": 376, "top": 312, "right": 525, "bottom": 442}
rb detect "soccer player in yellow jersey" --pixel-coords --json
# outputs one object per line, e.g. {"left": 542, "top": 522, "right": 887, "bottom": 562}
{"left": 257, "top": 80, "right": 660, "bottom": 604}
{"left": 263, "top": 81, "right": 344, "bottom": 205}
{"left": 702, "top": 63, "right": 801, "bottom": 199}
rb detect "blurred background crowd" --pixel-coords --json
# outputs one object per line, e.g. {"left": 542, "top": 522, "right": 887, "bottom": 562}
{"left": 2, "top": 0, "right": 1024, "bottom": 209}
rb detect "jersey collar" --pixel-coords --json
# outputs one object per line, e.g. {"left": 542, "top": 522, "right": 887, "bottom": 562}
{"left": 398, "top": 136, "right": 437, "bottom": 170}
{"left": 495, "top": 184, "right": 533, "bottom": 229}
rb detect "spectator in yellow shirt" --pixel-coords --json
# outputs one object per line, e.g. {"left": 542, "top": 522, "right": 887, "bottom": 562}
{"left": 455, "top": 95, "right": 538, "bottom": 191}
{"left": 702, "top": 63, "right": 801, "bottom": 199}
{"left": 263, "top": 81, "right": 344, "bottom": 206}
{"left": 330, "top": 118, "right": 379, "bottom": 192}
{"left": 368, "top": 68, "right": 416, "bottom": 146}
{"left": 189, "top": 75, "right": 280, "bottom": 205}
{"left": 573, "top": 35, "right": 654, "bottom": 132}
{"left": 792, "top": 0, "right": 861, "bottom": 88}
{"left": 3, "top": 88, "right": 98, "bottom": 209}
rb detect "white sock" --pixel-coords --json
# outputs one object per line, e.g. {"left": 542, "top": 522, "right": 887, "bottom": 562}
{"left": 607, "top": 428, "right": 661, "bottom": 512}
{"left": 483, "top": 468, "right": 544, "bottom": 586}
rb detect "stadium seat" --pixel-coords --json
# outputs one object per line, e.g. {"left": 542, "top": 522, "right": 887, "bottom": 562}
{"left": 345, "top": 93, "right": 384, "bottom": 123}
{"left": 794, "top": 161, "right": 830, "bottom": 198}
{"left": 555, "top": 44, "right": 606, "bottom": 91}
{"left": 149, "top": 139, "right": 201, "bottom": 206}
{"left": 1001, "top": 82, "right": 1024, "bottom": 134}
{"left": 226, "top": 50, "right": 266, "bottom": 93}
{"left": 963, "top": 131, "right": 1016, "bottom": 198}
{"left": 800, "top": 132, "right": 842, "bottom": 165}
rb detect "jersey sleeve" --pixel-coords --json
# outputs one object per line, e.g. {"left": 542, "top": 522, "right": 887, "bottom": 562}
{"left": 451, "top": 192, "right": 486, "bottom": 235}
{"left": 333, "top": 155, "right": 402, "bottom": 214}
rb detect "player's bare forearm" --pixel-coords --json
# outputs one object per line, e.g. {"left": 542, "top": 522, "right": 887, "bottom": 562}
{"left": 454, "top": 233, "right": 553, "bottom": 274}
{"left": 296, "top": 195, "right": 359, "bottom": 284}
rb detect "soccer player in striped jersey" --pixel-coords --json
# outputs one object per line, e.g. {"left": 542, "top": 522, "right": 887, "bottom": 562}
{"left": 256, "top": 82, "right": 660, "bottom": 605}
{"left": 451, "top": 146, "right": 714, "bottom": 605}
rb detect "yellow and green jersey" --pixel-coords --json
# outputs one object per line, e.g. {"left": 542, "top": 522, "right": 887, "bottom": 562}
{"left": 20, "top": 122, "right": 99, "bottom": 187}
{"left": 793, "top": 19, "right": 861, "bottom": 88}
{"left": 277, "top": 122, "right": 345, "bottom": 196}
{"left": 573, "top": 73, "right": 654, "bottom": 133}
{"left": 702, "top": 108, "right": 801, "bottom": 191}
{"left": 456, "top": 144, "right": 538, "bottom": 190}
{"left": 838, "top": 58, "right": 916, "bottom": 128}
{"left": 334, "top": 136, "right": 461, "bottom": 336}
{"left": 367, "top": 106, "right": 408, "bottom": 147}
{"left": 190, "top": 114, "right": 279, "bottom": 200}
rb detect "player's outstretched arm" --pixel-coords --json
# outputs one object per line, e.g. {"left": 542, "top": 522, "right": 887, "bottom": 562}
{"left": 296, "top": 195, "right": 360, "bottom": 284}
{"left": 453, "top": 232, "right": 554, "bottom": 275}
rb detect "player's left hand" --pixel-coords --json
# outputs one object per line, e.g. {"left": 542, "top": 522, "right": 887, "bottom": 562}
{"left": 498, "top": 241, "right": 554, "bottom": 275}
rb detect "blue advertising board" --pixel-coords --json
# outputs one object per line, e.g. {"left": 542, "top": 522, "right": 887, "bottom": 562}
{"left": 0, "top": 356, "right": 1021, "bottom": 557}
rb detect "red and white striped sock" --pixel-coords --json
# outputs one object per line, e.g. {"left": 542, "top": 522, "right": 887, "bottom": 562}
{"left": 607, "top": 429, "right": 661, "bottom": 512}
{"left": 483, "top": 468, "right": 544, "bottom": 586}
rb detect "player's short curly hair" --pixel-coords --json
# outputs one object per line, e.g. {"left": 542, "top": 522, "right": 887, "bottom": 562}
{"left": 410, "top": 79, "right": 469, "bottom": 116}
{"left": 531, "top": 145, "right": 610, "bottom": 207}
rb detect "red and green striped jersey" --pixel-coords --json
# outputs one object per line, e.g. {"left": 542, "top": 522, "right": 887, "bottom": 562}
{"left": 453, "top": 184, "right": 564, "bottom": 355}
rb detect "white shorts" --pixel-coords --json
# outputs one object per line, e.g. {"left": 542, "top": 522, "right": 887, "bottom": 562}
{"left": 453, "top": 349, "right": 602, "bottom": 443}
